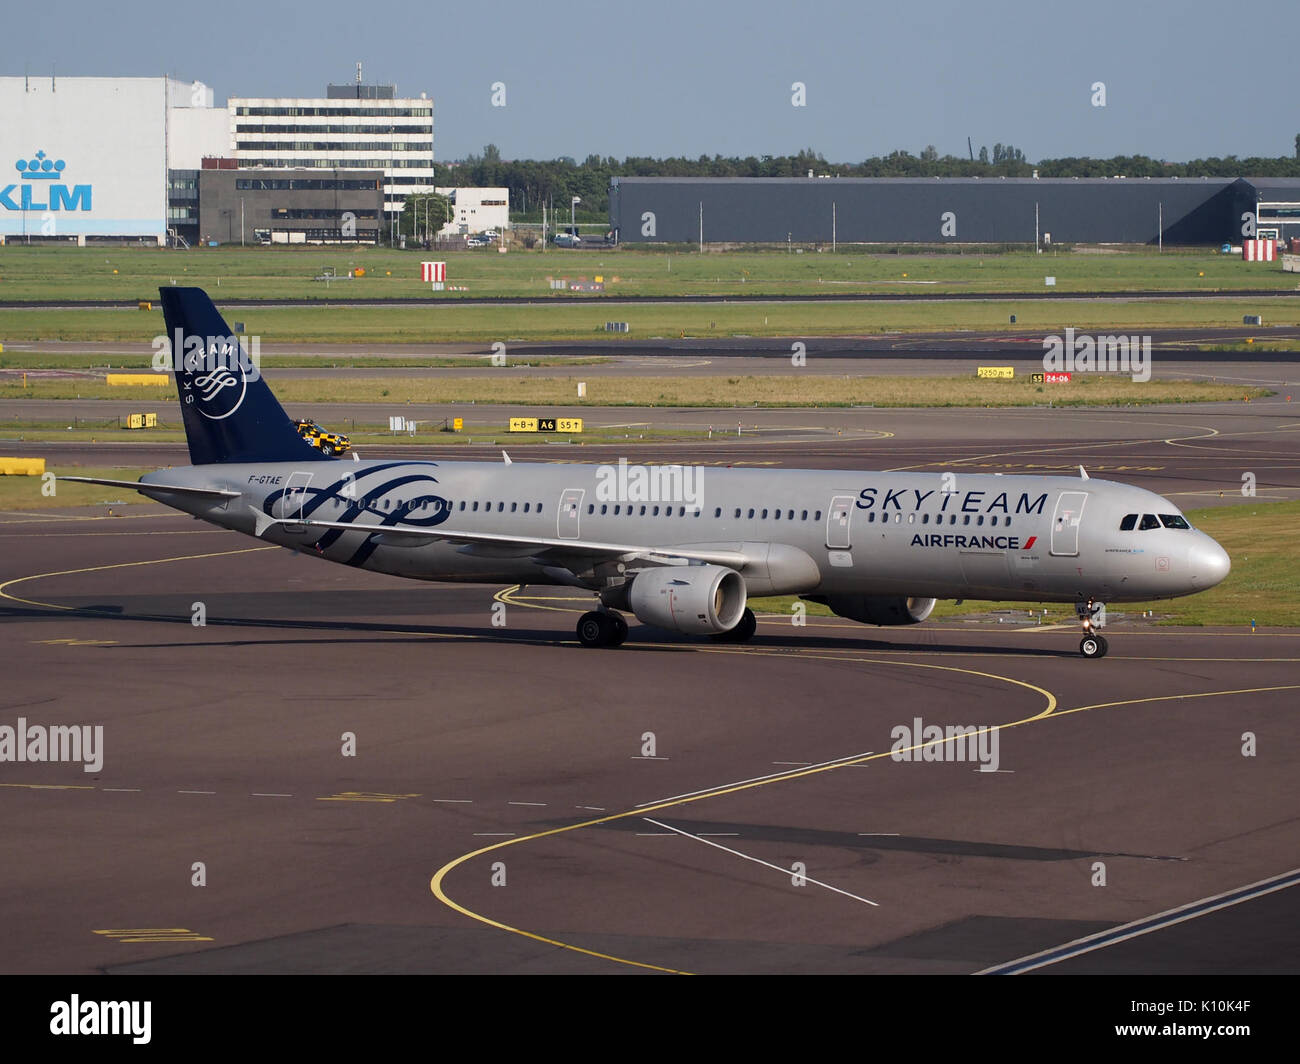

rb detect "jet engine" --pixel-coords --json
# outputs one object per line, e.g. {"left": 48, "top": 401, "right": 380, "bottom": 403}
{"left": 628, "top": 565, "right": 747, "bottom": 635}
{"left": 804, "top": 594, "right": 937, "bottom": 626}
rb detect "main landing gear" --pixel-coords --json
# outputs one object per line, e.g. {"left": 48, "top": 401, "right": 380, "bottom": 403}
{"left": 710, "top": 607, "right": 757, "bottom": 643}
{"left": 576, "top": 610, "right": 628, "bottom": 648}
{"left": 1075, "top": 599, "right": 1108, "bottom": 659}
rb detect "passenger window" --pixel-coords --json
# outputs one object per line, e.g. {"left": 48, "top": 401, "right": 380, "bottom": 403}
{"left": 510, "top": 502, "right": 517, "bottom": 513}
{"left": 989, "top": 515, "right": 998, "bottom": 526}
{"left": 715, "top": 508, "right": 722, "bottom": 518}
{"left": 922, "top": 513, "right": 930, "bottom": 524}
{"left": 761, "top": 509, "right": 768, "bottom": 519}
{"left": 747, "top": 508, "right": 755, "bottom": 519}
{"left": 587, "top": 504, "right": 594, "bottom": 514}
{"left": 601, "top": 504, "right": 608, "bottom": 515}
{"left": 977, "top": 515, "right": 984, "bottom": 526}
{"left": 498, "top": 502, "right": 504, "bottom": 512}
{"left": 640, "top": 506, "right": 647, "bottom": 516}
{"left": 652, "top": 506, "right": 660, "bottom": 516}
{"left": 537, "top": 504, "right": 543, "bottom": 514}
{"left": 1120, "top": 514, "right": 1137, "bottom": 531}
{"left": 907, "top": 513, "right": 915, "bottom": 524}
{"left": 1160, "top": 514, "right": 1191, "bottom": 529}
{"left": 868, "top": 512, "right": 876, "bottom": 523}
{"left": 523, "top": 503, "right": 530, "bottom": 513}
{"left": 458, "top": 501, "right": 466, "bottom": 511}
{"left": 472, "top": 501, "right": 479, "bottom": 512}
{"left": 774, "top": 509, "right": 781, "bottom": 521}
{"left": 815, "top": 511, "right": 822, "bottom": 521}
{"left": 734, "top": 508, "right": 741, "bottom": 519}
{"left": 801, "top": 510, "right": 808, "bottom": 521}
{"left": 1139, "top": 514, "right": 1161, "bottom": 530}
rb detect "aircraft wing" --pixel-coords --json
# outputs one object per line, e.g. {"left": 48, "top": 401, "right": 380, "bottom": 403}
{"left": 257, "top": 515, "right": 749, "bottom": 568}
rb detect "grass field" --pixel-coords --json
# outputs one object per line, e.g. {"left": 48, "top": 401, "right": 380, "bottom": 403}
{"left": 0, "top": 374, "right": 1268, "bottom": 407}
{"left": 4, "top": 297, "right": 1300, "bottom": 346}
{"left": 1, "top": 245, "right": 1297, "bottom": 303}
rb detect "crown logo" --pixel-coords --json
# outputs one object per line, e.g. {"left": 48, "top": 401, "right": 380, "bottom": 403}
{"left": 15, "top": 150, "right": 66, "bottom": 181}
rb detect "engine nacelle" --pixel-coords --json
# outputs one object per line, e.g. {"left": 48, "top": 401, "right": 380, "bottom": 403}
{"left": 629, "top": 565, "right": 747, "bottom": 635}
{"left": 805, "top": 594, "right": 937, "bottom": 626}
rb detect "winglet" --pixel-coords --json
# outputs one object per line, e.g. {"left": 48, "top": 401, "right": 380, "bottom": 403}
{"left": 1078, "top": 465, "right": 1089, "bottom": 480}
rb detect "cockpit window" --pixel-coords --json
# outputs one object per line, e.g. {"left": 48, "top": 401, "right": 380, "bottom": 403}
{"left": 1119, "top": 514, "right": 1137, "bottom": 531}
{"left": 1159, "top": 514, "right": 1191, "bottom": 529}
{"left": 1139, "top": 514, "right": 1161, "bottom": 530}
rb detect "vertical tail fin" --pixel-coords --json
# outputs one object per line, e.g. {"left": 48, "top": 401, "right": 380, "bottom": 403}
{"left": 159, "top": 287, "right": 328, "bottom": 466}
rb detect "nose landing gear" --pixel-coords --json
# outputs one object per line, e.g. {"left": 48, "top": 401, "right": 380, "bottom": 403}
{"left": 1076, "top": 599, "right": 1108, "bottom": 658}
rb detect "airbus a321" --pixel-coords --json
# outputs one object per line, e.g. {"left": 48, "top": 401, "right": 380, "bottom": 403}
{"left": 64, "top": 288, "right": 1231, "bottom": 659}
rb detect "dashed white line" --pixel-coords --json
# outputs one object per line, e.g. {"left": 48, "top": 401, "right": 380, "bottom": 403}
{"left": 178, "top": 790, "right": 215, "bottom": 795}
{"left": 472, "top": 833, "right": 515, "bottom": 837}
{"left": 433, "top": 799, "right": 473, "bottom": 804}
{"left": 507, "top": 801, "right": 547, "bottom": 807}
{"left": 102, "top": 788, "right": 141, "bottom": 793}
{"left": 251, "top": 792, "right": 293, "bottom": 798}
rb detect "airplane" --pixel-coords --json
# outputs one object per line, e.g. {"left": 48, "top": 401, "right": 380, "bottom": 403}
{"left": 63, "top": 287, "right": 1232, "bottom": 659}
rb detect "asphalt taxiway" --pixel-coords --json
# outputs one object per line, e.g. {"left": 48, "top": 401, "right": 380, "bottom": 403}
{"left": 1, "top": 407, "right": 1297, "bottom": 975}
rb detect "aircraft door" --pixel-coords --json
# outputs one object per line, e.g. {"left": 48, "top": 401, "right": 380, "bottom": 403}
{"left": 275, "top": 472, "right": 314, "bottom": 528}
{"left": 558, "top": 488, "right": 585, "bottom": 539}
{"left": 1050, "top": 491, "right": 1088, "bottom": 556}
{"left": 826, "top": 494, "right": 854, "bottom": 549}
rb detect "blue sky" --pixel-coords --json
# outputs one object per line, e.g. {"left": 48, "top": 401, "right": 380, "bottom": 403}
{"left": 6, "top": 0, "right": 1296, "bottom": 162}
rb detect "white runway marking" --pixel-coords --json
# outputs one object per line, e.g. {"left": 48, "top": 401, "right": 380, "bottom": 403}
{"left": 643, "top": 818, "right": 878, "bottom": 907}
{"left": 978, "top": 866, "right": 1300, "bottom": 974}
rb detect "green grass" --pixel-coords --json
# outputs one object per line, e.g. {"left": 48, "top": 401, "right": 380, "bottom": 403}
{"left": 5, "top": 297, "right": 1300, "bottom": 346}
{"left": 0, "top": 466, "right": 156, "bottom": 510}
{"left": 751, "top": 499, "right": 1300, "bottom": 627}
{"left": 0, "top": 374, "right": 1269, "bottom": 408}
{"left": 1, "top": 244, "right": 1298, "bottom": 303}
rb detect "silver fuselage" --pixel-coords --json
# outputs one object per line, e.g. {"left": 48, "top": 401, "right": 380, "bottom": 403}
{"left": 139, "top": 458, "right": 1231, "bottom": 605}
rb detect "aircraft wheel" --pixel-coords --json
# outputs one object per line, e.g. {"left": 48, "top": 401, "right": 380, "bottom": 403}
{"left": 711, "top": 607, "right": 756, "bottom": 643}
{"left": 577, "top": 611, "right": 613, "bottom": 648}
{"left": 608, "top": 613, "right": 629, "bottom": 646}
{"left": 1079, "top": 634, "right": 1108, "bottom": 659}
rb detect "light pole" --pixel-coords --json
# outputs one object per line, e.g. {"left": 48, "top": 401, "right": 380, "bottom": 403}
{"left": 571, "top": 195, "right": 580, "bottom": 236}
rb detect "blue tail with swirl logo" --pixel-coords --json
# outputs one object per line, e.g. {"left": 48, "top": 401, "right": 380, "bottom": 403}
{"left": 159, "top": 287, "right": 329, "bottom": 466}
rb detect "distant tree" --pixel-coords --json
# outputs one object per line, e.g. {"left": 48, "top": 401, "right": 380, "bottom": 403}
{"left": 920, "top": 144, "right": 938, "bottom": 161}
{"left": 978, "top": 145, "right": 989, "bottom": 164}
{"left": 1295, "top": 133, "right": 1299, "bottom": 159}
{"left": 400, "top": 192, "right": 451, "bottom": 240}
{"left": 482, "top": 143, "right": 501, "bottom": 163}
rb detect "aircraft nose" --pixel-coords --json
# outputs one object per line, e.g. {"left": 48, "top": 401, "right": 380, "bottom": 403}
{"left": 1190, "top": 538, "right": 1231, "bottom": 588}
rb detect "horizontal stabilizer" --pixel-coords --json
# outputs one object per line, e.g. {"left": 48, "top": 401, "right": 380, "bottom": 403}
{"left": 58, "top": 476, "right": 239, "bottom": 499}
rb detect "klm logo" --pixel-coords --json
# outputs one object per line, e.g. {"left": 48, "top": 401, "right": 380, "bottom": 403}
{"left": 0, "top": 150, "right": 92, "bottom": 212}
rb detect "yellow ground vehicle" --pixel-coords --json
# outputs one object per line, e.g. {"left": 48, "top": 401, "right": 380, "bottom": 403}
{"left": 293, "top": 419, "right": 351, "bottom": 457}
